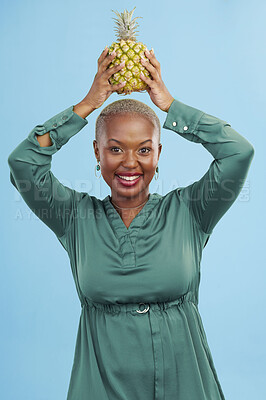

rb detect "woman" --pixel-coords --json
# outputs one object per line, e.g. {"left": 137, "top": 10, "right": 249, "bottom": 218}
{"left": 8, "top": 47, "right": 254, "bottom": 399}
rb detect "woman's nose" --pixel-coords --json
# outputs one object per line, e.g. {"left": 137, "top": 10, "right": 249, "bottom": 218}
{"left": 122, "top": 152, "right": 139, "bottom": 167}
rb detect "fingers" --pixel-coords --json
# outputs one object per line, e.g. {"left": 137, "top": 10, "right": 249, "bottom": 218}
{"left": 98, "top": 47, "right": 109, "bottom": 65}
{"left": 140, "top": 71, "right": 154, "bottom": 88}
{"left": 110, "top": 81, "right": 127, "bottom": 92}
{"left": 140, "top": 59, "right": 159, "bottom": 85}
{"left": 145, "top": 48, "right": 161, "bottom": 71}
{"left": 98, "top": 50, "right": 117, "bottom": 74}
{"left": 105, "top": 59, "right": 125, "bottom": 79}
{"left": 141, "top": 48, "right": 161, "bottom": 80}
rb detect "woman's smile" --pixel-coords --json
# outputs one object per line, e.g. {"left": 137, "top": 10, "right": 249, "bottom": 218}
{"left": 115, "top": 173, "right": 143, "bottom": 187}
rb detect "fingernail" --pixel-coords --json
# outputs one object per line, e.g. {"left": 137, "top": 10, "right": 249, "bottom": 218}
{"left": 111, "top": 50, "right": 116, "bottom": 55}
{"left": 145, "top": 49, "right": 150, "bottom": 55}
{"left": 151, "top": 48, "right": 154, "bottom": 54}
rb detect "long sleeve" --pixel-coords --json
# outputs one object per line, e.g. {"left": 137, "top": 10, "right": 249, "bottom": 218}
{"left": 163, "top": 99, "right": 255, "bottom": 236}
{"left": 7, "top": 105, "right": 88, "bottom": 238}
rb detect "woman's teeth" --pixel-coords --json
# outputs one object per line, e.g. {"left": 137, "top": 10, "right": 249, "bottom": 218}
{"left": 116, "top": 175, "right": 141, "bottom": 181}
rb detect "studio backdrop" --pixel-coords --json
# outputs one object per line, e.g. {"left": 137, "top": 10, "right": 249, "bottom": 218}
{"left": 1, "top": 0, "right": 265, "bottom": 399}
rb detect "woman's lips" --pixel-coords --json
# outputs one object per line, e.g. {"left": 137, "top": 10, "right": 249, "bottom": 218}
{"left": 115, "top": 174, "right": 142, "bottom": 187}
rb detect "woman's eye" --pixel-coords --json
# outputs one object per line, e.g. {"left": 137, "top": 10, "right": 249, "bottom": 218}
{"left": 140, "top": 147, "right": 151, "bottom": 154}
{"left": 110, "top": 147, "right": 121, "bottom": 152}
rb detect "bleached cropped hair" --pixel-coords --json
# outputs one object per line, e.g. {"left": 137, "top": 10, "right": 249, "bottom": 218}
{"left": 95, "top": 99, "right": 161, "bottom": 144}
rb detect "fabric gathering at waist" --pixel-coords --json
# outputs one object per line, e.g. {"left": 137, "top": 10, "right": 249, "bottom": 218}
{"left": 81, "top": 291, "right": 197, "bottom": 314}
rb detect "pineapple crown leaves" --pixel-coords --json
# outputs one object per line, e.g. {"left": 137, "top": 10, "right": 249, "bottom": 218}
{"left": 111, "top": 7, "right": 143, "bottom": 41}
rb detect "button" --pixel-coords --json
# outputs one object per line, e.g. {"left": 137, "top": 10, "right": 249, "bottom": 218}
{"left": 52, "top": 123, "right": 57, "bottom": 128}
{"left": 183, "top": 126, "right": 188, "bottom": 131}
{"left": 172, "top": 121, "right": 177, "bottom": 127}
{"left": 62, "top": 115, "right": 68, "bottom": 120}
{"left": 136, "top": 303, "right": 150, "bottom": 314}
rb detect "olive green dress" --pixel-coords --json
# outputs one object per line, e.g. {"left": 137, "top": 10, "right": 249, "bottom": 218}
{"left": 8, "top": 98, "right": 254, "bottom": 400}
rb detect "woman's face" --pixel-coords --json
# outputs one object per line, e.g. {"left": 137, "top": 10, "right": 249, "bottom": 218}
{"left": 93, "top": 113, "right": 162, "bottom": 203}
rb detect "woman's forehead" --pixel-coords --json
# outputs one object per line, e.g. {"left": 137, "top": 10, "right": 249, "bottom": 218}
{"left": 103, "top": 113, "right": 155, "bottom": 131}
{"left": 98, "top": 113, "right": 160, "bottom": 145}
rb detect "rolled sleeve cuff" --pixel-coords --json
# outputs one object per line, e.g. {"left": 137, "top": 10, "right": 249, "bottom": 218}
{"left": 27, "top": 105, "right": 88, "bottom": 150}
{"left": 163, "top": 99, "right": 205, "bottom": 142}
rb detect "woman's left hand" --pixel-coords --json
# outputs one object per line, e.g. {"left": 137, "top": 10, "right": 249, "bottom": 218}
{"left": 140, "top": 49, "right": 175, "bottom": 112}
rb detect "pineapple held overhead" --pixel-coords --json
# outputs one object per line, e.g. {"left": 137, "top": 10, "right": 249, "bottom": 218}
{"left": 107, "top": 7, "right": 152, "bottom": 95}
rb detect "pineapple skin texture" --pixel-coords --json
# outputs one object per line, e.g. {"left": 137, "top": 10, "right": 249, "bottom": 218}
{"left": 107, "top": 39, "right": 152, "bottom": 95}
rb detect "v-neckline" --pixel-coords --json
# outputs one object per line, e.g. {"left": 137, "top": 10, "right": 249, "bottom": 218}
{"left": 102, "top": 192, "right": 160, "bottom": 239}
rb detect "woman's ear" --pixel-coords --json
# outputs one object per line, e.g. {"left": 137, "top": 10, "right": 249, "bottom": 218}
{"left": 93, "top": 140, "right": 99, "bottom": 159}
{"left": 158, "top": 143, "right": 162, "bottom": 159}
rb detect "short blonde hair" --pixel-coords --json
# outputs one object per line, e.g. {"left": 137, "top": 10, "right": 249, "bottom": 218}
{"left": 95, "top": 99, "right": 161, "bottom": 144}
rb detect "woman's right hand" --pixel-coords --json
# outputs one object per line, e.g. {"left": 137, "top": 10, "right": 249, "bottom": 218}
{"left": 81, "top": 48, "right": 126, "bottom": 111}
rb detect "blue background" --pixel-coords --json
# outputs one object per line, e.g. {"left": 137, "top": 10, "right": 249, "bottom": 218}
{"left": 1, "top": 0, "right": 265, "bottom": 399}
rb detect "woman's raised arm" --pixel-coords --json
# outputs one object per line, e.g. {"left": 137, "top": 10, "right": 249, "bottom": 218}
{"left": 163, "top": 99, "right": 255, "bottom": 235}
{"left": 139, "top": 49, "right": 254, "bottom": 238}
{"left": 7, "top": 106, "right": 89, "bottom": 239}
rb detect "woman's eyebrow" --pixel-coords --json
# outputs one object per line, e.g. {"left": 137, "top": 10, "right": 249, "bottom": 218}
{"left": 108, "top": 139, "right": 153, "bottom": 144}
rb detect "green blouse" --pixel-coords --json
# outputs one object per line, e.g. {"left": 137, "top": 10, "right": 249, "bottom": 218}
{"left": 8, "top": 99, "right": 254, "bottom": 400}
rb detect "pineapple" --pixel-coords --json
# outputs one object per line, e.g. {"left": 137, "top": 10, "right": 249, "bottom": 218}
{"left": 107, "top": 7, "right": 152, "bottom": 95}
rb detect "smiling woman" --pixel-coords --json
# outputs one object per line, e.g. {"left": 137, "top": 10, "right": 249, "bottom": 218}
{"left": 7, "top": 45, "right": 254, "bottom": 400}
{"left": 93, "top": 101, "right": 162, "bottom": 218}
